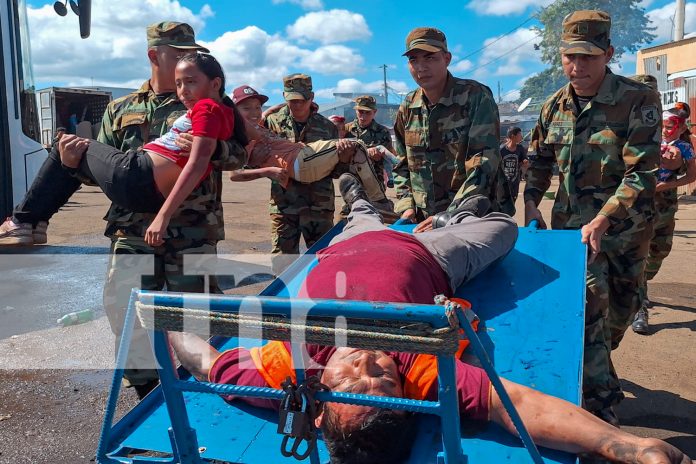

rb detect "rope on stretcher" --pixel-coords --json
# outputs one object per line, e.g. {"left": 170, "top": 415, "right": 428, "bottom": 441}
{"left": 135, "top": 302, "right": 461, "bottom": 356}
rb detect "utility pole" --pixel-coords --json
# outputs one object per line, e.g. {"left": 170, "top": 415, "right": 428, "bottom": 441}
{"left": 675, "top": 0, "right": 685, "bottom": 41}
{"left": 497, "top": 81, "right": 502, "bottom": 103}
{"left": 379, "top": 64, "right": 388, "bottom": 104}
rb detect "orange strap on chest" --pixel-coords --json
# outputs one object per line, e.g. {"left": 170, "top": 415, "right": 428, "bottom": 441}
{"left": 403, "top": 298, "right": 478, "bottom": 400}
{"left": 249, "top": 341, "right": 296, "bottom": 390}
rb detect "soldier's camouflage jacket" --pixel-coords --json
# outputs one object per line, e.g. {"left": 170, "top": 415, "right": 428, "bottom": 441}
{"left": 264, "top": 105, "right": 339, "bottom": 215}
{"left": 345, "top": 119, "right": 394, "bottom": 180}
{"left": 97, "top": 80, "right": 248, "bottom": 242}
{"left": 524, "top": 70, "right": 660, "bottom": 247}
{"left": 393, "top": 73, "right": 512, "bottom": 216}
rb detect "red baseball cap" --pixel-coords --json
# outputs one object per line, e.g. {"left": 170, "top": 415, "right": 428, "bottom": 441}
{"left": 232, "top": 85, "right": 269, "bottom": 105}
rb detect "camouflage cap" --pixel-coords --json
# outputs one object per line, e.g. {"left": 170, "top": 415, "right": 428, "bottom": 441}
{"left": 146, "top": 22, "right": 209, "bottom": 52}
{"left": 560, "top": 10, "right": 611, "bottom": 56}
{"left": 403, "top": 27, "right": 448, "bottom": 55}
{"left": 630, "top": 74, "right": 658, "bottom": 91}
{"left": 354, "top": 95, "right": 377, "bottom": 111}
{"left": 283, "top": 73, "right": 313, "bottom": 101}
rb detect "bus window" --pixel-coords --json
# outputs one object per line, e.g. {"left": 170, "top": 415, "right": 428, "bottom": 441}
{"left": 15, "top": 0, "right": 39, "bottom": 141}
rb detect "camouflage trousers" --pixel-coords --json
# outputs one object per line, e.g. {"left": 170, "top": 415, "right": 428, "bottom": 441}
{"left": 583, "top": 227, "right": 652, "bottom": 413}
{"left": 103, "top": 235, "right": 220, "bottom": 386}
{"left": 645, "top": 190, "right": 678, "bottom": 281}
{"left": 270, "top": 212, "right": 333, "bottom": 275}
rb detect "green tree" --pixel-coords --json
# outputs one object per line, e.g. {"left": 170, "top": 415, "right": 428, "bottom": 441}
{"left": 518, "top": 68, "right": 568, "bottom": 105}
{"left": 519, "top": 0, "right": 656, "bottom": 102}
{"left": 535, "top": 0, "right": 655, "bottom": 68}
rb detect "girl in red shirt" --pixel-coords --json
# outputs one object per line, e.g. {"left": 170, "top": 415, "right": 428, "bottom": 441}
{"left": 54, "top": 53, "right": 247, "bottom": 246}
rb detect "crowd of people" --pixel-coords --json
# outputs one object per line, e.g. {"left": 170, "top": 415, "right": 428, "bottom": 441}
{"left": 0, "top": 11, "right": 693, "bottom": 464}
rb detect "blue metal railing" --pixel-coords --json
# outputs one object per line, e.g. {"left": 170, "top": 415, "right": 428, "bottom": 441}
{"left": 97, "top": 290, "right": 545, "bottom": 464}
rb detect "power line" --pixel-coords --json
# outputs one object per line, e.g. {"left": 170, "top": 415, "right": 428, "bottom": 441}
{"left": 458, "top": 16, "right": 536, "bottom": 62}
{"left": 455, "top": 0, "right": 560, "bottom": 62}
{"left": 454, "top": 0, "right": 560, "bottom": 77}
{"left": 462, "top": 31, "right": 541, "bottom": 77}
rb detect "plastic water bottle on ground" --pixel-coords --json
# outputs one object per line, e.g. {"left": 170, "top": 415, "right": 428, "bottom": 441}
{"left": 57, "top": 309, "right": 94, "bottom": 327}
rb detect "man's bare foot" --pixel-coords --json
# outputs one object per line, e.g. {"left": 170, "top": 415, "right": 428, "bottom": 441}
{"left": 58, "top": 134, "right": 90, "bottom": 168}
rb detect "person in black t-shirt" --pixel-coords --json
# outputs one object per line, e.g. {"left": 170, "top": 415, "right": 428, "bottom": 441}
{"left": 500, "top": 126, "right": 528, "bottom": 201}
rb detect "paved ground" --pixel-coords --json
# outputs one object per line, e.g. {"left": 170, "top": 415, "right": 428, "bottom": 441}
{"left": 0, "top": 178, "right": 694, "bottom": 463}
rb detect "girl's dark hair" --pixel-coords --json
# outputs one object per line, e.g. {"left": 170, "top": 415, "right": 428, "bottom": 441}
{"left": 179, "top": 52, "right": 248, "bottom": 146}
{"left": 179, "top": 53, "right": 226, "bottom": 97}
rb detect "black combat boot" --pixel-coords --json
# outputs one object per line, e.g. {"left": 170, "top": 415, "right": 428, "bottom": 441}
{"left": 431, "top": 195, "right": 492, "bottom": 229}
{"left": 338, "top": 173, "right": 369, "bottom": 207}
{"left": 631, "top": 306, "right": 649, "bottom": 335}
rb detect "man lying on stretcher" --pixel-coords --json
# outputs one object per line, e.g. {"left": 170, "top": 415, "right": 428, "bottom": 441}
{"left": 169, "top": 175, "right": 692, "bottom": 464}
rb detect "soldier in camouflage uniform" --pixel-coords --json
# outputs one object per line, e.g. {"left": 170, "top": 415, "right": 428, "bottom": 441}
{"left": 345, "top": 95, "right": 394, "bottom": 189}
{"left": 393, "top": 28, "right": 513, "bottom": 231}
{"left": 524, "top": 11, "right": 660, "bottom": 424}
{"left": 98, "top": 23, "right": 247, "bottom": 397}
{"left": 263, "top": 74, "right": 338, "bottom": 275}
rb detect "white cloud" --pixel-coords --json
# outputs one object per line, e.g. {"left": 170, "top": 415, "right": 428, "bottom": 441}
{"left": 205, "top": 29, "right": 364, "bottom": 89}
{"left": 300, "top": 45, "right": 364, "bottom": 74}
{"left": 501, "top": 89, "right": 521, "bottom": 102}
{"left": 647, "top": 1, "right": 696, "bottom": 43}
{"left": 28, "top": 0, "right": 210, "bottom": 87}
{"left": 286, "top": 9, "right": 371, "bottom": 44}
{"left": 467, "top": 0, "right": 553, "bottom": 16}
{"left": 203, "top": 26, "right": 306, "bottom": 91}
{"left": 315, "top": 78, "right": 410, "bottom": 99}
{"left": 476, "top": 28, "right": 540, "bottom": 77}
{"left": 272, "top": 0, "right": 324, "bottom": 10}
{"left": 28, "top": 4, "right": 367, "bottom": 94}
{"left": 451, "top": 59, "right": 474, "bottom": 73}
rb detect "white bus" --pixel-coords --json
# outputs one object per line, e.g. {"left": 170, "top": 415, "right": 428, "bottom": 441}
{"left": 0, "top": 0, "right": 90, "bottom": 218}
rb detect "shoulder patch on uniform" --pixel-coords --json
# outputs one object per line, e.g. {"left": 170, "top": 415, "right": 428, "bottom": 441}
{"left": 641, "top": 105, "right": 658, "bottom": 127}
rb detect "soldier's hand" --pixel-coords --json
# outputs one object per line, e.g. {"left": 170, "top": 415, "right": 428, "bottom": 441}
{"left": 264, "top": 167, "right": 289, "bottom": 184}
{"left": 581, "top": 215, "right": 610, "bottom": 264}
{"left": 58, "top": 134, "right": 90, "bottom": 168}
{"left": 175, "top": 132, "right": 194, "bottom": 154}
{"left": 400, "top": 208, "right": 416, "bottom": 222}
{"left": 524, "top": 200, "right": 547, "bottom": 229}
{"left": 335, "top": 139, "right": 358, "bottom": 163}
{"left": 414, "top": 217, "right": 434, "bottom": 233}
{"left": 367, "top": 147, "right": 383, "bottom": 161}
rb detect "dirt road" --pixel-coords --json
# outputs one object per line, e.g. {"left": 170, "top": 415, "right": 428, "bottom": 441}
{"left": 0, "top": 179, "right": 694, "bottom": 463}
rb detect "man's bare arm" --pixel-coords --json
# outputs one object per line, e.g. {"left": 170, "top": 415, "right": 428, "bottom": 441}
{"left": 490, "top": 379, "right": 692, "bottom": 463}
{"left": 167, "top": 332, "right": 220, "bottom": 382}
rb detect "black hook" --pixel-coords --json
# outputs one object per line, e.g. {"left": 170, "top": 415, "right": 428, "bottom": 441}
{"left": 69, "top": 0, "right": 80, "bottom": 16}
{"left": 54, "top": 0, "right": 80, "bottom": 17}
{"left": 53, "top": 0, "right": 67, "bottom": 16}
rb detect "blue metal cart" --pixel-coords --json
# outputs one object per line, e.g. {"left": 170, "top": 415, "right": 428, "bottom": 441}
{"left": 96, "top": 221, "right": 586, "bottom": 463}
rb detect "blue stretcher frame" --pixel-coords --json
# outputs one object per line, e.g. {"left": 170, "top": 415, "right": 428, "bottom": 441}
{"left": 96, "top": 221, "right": 586, "bottom": 464}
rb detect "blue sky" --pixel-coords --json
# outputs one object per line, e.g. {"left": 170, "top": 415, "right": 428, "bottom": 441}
{"left": 26, "top": 0, "right": 696, "bottom": 106}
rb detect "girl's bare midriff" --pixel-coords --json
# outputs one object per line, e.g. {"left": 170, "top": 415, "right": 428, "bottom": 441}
{"left": 145, "top": 151, "right": 182, "bottom": 198}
